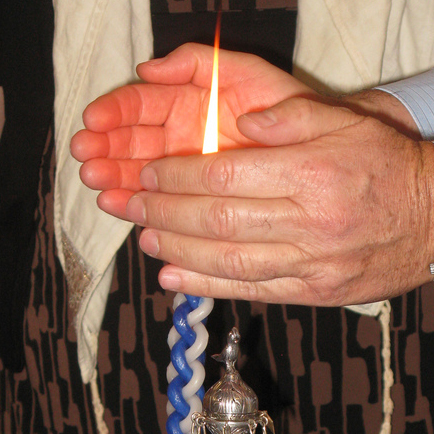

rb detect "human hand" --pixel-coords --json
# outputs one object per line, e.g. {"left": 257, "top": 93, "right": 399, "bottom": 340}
{"left": 70, "top": 43, "right": 315, "bottom": 219}
{"left": 124, "top": 97, "right": 434, "bottom": 306}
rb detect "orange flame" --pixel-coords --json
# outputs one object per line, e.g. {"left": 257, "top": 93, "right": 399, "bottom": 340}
{"left": 202, "top": 11, "right": 221, "bottom": 154}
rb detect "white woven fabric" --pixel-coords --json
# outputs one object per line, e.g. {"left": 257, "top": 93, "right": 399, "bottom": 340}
{"left": 293, "top": 0, "right": 434, "bottom": 95}
{"left": 52, "top": 0, "right": 153, "bottom": 384}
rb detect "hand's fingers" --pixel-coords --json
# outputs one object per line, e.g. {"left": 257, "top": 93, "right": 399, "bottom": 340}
{"left": 138, "top": 228, "right": 311, "bottom": 282}
{"left": 137, "top": 43, "right": 283, "bottom": 88}
{"left": 137, "top": 43, "right": 315, "bottom": 111}
{"left": 126, "top": 192, "right": 307, "bottom": 243}
{"left": 237, "top": 97, "right": 364, "bottom": 145}
{"left": 157, "top": 262, "right": 393, "bottom": 306}
{"left": 71, "top": 126, "right": 167, "bottom": 162}
{"left": 79, "top": 158, "right": 147, "bottom": 191}
{"left": 97, "top": 189, "right": 136, "bottom": 220}
{"left": 136, "top": 43, "right": 215, "bottom": 86}
{"left": 139, "top": 144, "right": 331, "bottom": 199}
{"left": 157, "top": 264, "right": 317, "bottom": 305}
{"left": 82, "top": 83, "right": 202, "bottom": 133}
{"left": 139, "top": 99, "right": 365, "bottom": 197}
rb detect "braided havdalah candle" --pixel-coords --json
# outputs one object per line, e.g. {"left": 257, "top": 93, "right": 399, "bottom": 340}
{"left": 166, "top": 294, "right": 214, "bottom": 434}
{"left": 166, "top": 10, "right": 221, "bottom": 434}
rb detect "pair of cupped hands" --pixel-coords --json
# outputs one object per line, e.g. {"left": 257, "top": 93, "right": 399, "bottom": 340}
{"left": 70, "top": 43, "right": 434, "bottom": 306}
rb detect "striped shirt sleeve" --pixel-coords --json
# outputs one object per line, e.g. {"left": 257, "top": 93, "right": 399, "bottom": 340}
{"left": 376, "top": 69, "right": 434, "bottom": 141}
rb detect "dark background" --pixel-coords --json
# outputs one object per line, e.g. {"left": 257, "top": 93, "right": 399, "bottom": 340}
{"left": 151, "top": 2, "right": 297, "bottom": 73}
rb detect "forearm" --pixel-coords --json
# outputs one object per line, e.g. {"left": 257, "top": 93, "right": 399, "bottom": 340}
{"left": 337, "top": 89, "right": 423, "bottom": 141}
{"left": 335, "top": 69, "right": 434, "bottom": 143}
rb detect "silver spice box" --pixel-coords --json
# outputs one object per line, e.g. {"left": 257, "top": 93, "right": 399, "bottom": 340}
{"left": 191, "top": 328, "right": 275, "bottom": 434}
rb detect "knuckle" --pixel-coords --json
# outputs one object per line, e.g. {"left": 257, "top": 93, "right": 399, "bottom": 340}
{"left": 171, "top": 236, "right": 186, "bottom": 262}
{"left": 301, "top": 173, "right": 357, "bottom": 240}
{"left": 166, "top": 164, "right": 184, "bottom": 193}
{"left": 260, "top": 261, "right": 280, "bottom": 280}
{"left": 301, "top": 157, "right": 336, "bottom": 190}
{"left": 234, "top": 281, "right": 260, "bottom": 301}
{"left": 306, "top": 267, "right": 350, "bottom": 306}
{"left": 204, "top": 155, "right": 240, "bottom": 195}
{"left": 310, "top": 285, "right": 341, "bottom": 305}
{"left": 286, "top": 155, "right": 336, "bottom": 198}
{"left": 204, "top": 200, "right": 238, "bottom": 239}
{"left": 294, "top": 97, "right": 316, "bottom": 120}
{"left": 192, "top": 273, "right": 214, "bottom": 298}
{"left": 287, "top": 97, "right": 317, "bottom": 129}
{"left": 314, "top": 206, "right": 347, "bottom": 237}
{"left": 154, "top": 195, "right": 173, "bottom": 227}
{"left": 129, "top": 129, "right": 142, "bottom": 158}
{"left": 218, "top": 245, "right": 250, "bottom": 281}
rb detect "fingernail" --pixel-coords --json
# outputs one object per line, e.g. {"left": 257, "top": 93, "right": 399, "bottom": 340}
{"left": 243, "top": 110, "right": 277, "bottom": 128}
{"left": 160, "top": 272, "right": 181, "bottom": 290}
{"left": 146, "top": 56, "right": 167, "bottom": 66}
{"left": 140, "top": 230, "right": 159, "bottom": 257}
{"left": 141, "top": 166, "right": 159, "bottom": 191}
{"left": 126, "top": 195, "right": 146, "bottom": 225}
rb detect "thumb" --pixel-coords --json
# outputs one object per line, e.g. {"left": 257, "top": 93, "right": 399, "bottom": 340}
{"left": 236, "top": 97, "right": 363, "bottom": 146}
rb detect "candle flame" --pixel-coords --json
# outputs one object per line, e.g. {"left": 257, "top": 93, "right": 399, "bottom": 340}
{"left": 202, "top": 12, "right": 221, "bottom": 154}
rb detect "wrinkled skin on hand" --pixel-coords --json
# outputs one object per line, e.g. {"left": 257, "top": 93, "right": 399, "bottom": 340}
{"left": 71, "top": 43, "right": 434, "bottom": 306}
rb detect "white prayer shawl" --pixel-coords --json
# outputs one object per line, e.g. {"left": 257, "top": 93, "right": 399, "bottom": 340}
{"left": 52, "top": 0, "right": 153, "bottom": 385}
{"left": 293, "top": 0, "right": 434, "bottom": 96}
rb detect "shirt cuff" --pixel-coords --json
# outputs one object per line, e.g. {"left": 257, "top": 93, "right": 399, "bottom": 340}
{"left": 376, "top": 69, "right": 434, "bottom": 141}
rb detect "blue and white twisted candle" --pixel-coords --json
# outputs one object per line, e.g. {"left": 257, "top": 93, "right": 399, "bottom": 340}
{"left": 167, "top": 11, "right": 220, "bottom": 434}
{"left": 166, "top": 294, "right": 214, "bottom": 434}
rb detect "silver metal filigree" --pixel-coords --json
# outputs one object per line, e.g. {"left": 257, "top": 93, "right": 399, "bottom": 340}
{"left": 191, "top": 327, "right": 275, "bottom": 434}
